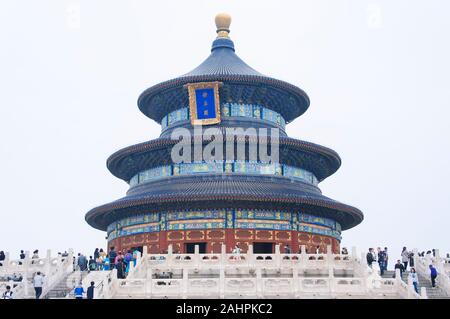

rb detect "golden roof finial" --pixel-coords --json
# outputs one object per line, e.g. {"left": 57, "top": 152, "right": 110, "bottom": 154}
{"left": 215, "top": 13, "right": 232, "bottom": 39}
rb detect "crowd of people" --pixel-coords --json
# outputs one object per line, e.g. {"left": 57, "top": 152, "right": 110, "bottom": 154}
{"left": 1, "top": 246, "right": 142, "bottom": 299}
{"left": 1, "top": 245, "right": 448, "bottom": 299}
{"left": 366, "top": 246, "right": 441, "bottom": 294}
{"left": 72, "top": 247, "right": 142, "bottom": 280}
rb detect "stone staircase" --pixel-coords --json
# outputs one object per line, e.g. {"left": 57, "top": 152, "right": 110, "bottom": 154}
{"left": 44, "top": 271, "right": 89, "bottom": 299}
{"left": 382, "top": 270, "right": 450, "bottom": 299}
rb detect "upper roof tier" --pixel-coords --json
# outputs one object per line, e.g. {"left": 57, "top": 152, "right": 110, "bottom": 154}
{"left": 138, "top": 13, "right": 310, "bottom": 124}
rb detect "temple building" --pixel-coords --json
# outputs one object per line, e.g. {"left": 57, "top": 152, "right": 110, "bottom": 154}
{"left": 85, "top": 13, "right": 363, "bottom": 254}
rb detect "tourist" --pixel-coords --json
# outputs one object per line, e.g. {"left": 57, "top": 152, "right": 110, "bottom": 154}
{"left": 94, "top": 248, "right": 100, "bottom": 261}
{"left": 2, "top": 285, "right": 13, "bottom": 299}
{"left": 401, "top": 247, "right": 409, "bottom": 270}
{"left": 0, "top": 251, "right": 5, "bottom": 267}
{"left": 74, "top": 282, "right": 85, "bottom": 299}
{"left": 32, "top": 250, "right": 39, "bottom": 259}
{"left": 62, "top": 251, "right": 69, "bottom": 257}
{"left": 88, "top": 256, "right": 96, "bottom": 272}
{"left": 341, "top": 247, "right": 349, "bottom": 260}
{"left": 409, "top": 268, "right": 419, "bottom": 294}
{"left": 366, "top": 248, "right": 375, "bottom": 268}
{"left": 429, "top": 264, "right": 438, "bottom": 288}
{"left": 96, "top": 254, "right": 103, "bottom": 270}
{"left": 109, "top": 247, "right": 117, "bottom": 269}
{"left": 384, "top": 247, "right": 389, "bottom": 271}
{"left": 377, "top": 247, "right": 386, "bottom": 275}
{"left": 78, "top": 253, "right": 88, "bottom": 271}
{"left": 284, "top": 245, "right": 291, "bottom": 254}
{"left": 87, "top": 281, "right": 95, "bottom": 299}
{"left": 103, "top": 257, "right": 110, "bottom": 271}
{"left": 116, "top": 258, "right": 126, "bottom": 279}
{"left": 124, "top": 250, "right": 133, "bottom": 273}
{"left": 7, "top": 273, "right": 23, "bottom": 282}
{"left": 19, "top": 250, "right": 25, "bottom": 265}
{"left": 232, "top": 245, "right": 241, "bottom": 260}
{"left": 33, "top": 271, "right": 44, "bottom": 299}
{"left": 371, "top": 248, "right": 377, "bottom": 264}
{"left": 394, "top": 260, "right": 405, "bottom": 277}
{"left": 115, "top": 252, "right": 124, "bottom": 267}
{"left": 409, "top": 251, "right": 415, "bottom": 268}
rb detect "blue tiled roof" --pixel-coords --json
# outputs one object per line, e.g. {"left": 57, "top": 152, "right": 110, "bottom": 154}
{"left": 181, "top": 38, "right": 263, "bottom": 77}
{"left": 137, "top": 37, "right": 310, "bottom": 123}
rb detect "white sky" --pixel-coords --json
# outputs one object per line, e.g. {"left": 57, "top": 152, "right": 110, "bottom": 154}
{"left": 1, "top": 0, "right": 449, "bottom": 261}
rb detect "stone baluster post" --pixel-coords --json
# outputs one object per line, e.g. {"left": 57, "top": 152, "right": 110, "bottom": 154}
{"left": 109, "top": 268, "right": 118, "bottom": 298}
{"left": 351, "top": 246, "right": 357, "bottom": 261}
{"left": 45, "top": 249, "right": 51, "bottom": 277}
{"left": 219, "top": 268, "right": 225, "bottom": 299}
{"left": 300, "top": 245, "right": 306, "bottom": 271}
{"left": 129, "top": 259, "right": 135, "bottom": 274}
{"left": 406, "top": 274, "right": 414, "bottom": 299}
{"left": 146, "top": 268, "right": 152, "bottom": 298}
{"left": 326, "top": 245, "right": 332, "bottom": 268}
{"left": 420, "top": 286, "right": 427, "bottom": 299}
{"left": 182, "top": 268, "right": 188, "bottom": 299}
{"left": 143, "top": 246, "right": 148, "bottom": 258}
{"left": 23, "top": 251, "right": 30, "bottom": 297}
{"left": 247, "top": 244, "right": 253, "bottom": 268}
{"left": 292, "top": 267, "right": 299, "bottom": 298}
{"left": 194, "top": 244, "right": 200, "bottom": 268}
{"left": 361, "top": 252, "right": 368, "bottom": 270}
{"left": 167, "top": 244, "right": 173, "bottom": 265}
{"left": 275, "top": 244, "right": 281, "bottom": 269}
{"left": 256, "top": 267, "right": 262, "bottom": 298}
{"left": 4, "top": 252, "right": 10, "bottom": 271}
{"left": 328, "top": 245, "right": 335, "bottom": 296}
{"left": 394, "top": 268, "right": 401, "bottom": 289}
{"left": 221, "top": 244, "right": 226, "bottom": 265}
{"left": 434, "top": 249, "right": 440, "bottom": 262}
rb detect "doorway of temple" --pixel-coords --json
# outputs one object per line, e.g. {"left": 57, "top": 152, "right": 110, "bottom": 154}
{"left": 253, "top": 242, "right": 274, "bottom": 254}
{"left": 185, "top": 242, "right": 207, "bottom": 254}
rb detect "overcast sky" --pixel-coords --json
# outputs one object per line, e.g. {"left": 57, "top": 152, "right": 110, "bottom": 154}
{"left": 1, "top": 0, "right": 449, "bottom": 261}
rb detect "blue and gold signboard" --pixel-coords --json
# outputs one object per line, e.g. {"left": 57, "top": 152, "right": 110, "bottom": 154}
{"left": 185, "top": 82, "right": 222, "bottom": 125}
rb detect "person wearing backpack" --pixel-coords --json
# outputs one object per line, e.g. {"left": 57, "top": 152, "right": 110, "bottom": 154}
{"left": 88, "top": 256, "right": 96, "bottom": 272}
{"left": 109, "top": 247, "right": 117, "bottom": 270}
{"left": 429, "top": 264, "right": 438, "bottom": 287}
{"left": 2, "top": 285, "right": 13, "bottom": 299}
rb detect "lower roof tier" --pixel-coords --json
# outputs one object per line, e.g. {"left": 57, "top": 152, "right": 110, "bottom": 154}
{"left": 85, "top": 174, "right": 363, "bottom": 231}
{"left": 106, "top": 136, "right": 341, "bottom": 183}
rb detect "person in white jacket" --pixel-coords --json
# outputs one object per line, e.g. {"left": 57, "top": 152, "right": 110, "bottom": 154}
{"left": 409, "top": 267, "right": 419, "bottom": 294}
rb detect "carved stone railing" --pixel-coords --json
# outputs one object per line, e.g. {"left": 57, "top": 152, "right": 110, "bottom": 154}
{"left": 1, "top": 246, "right": 431, "bottom": 299}
{"left": 414, "top": 248, "right": 450, "bottom": 296}
{"left": 0, "top": 249, "right": 75, "bottom": 299}
{"left": 100, "top": 244, "right": 420, "bottom": 299}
